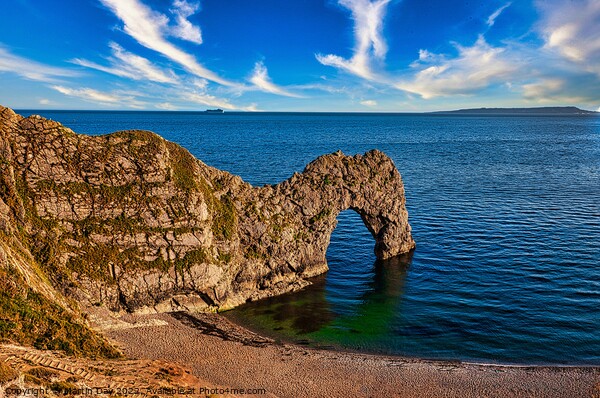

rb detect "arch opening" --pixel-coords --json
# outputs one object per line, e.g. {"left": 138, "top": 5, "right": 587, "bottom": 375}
{"left": 325, "top": 209, "right": 378, "bottom": 315}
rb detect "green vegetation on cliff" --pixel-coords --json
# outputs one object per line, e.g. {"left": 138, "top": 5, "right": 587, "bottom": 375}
{"left": 0, "top": 243, "right": 121, "bottom": 358}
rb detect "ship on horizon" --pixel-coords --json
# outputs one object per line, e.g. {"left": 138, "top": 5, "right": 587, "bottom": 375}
{"left": 204, "top": 108, "right": 224, "bottom": 114}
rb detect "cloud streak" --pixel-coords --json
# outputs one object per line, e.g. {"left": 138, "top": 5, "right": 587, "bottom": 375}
{"left": 396, "top": 36, "right": 518, "bottom": 99}
{"left": 537, "top": 0, "right": 600, "bottom": 76}
{"left": 487, "top": 2, "right": 511, "bottom": 27}
{"left": 316, "top": 0, "right": 391, "bottom": 80}
{"left": 51, "top": 85, "right": 124, "bottom": 103}
{"left": 360, "top": 99, "right": 377, "bottom": 106}
{"left": 522, "top": 78, "right": 564, "bottom": 100}
{"left": 98, "top": 0, "right": 234, "bottom": 86}
{"left": 72, "top": 42, "right": 178, "bottom": 84}
{"left": 313, "top": 0, "right": 599, "bottom": 110}
{"left": 521, "top": 77, "right": 600, "bottom": 104}
{"left": 169, "top": 0, "right": 203, "bottom": 44}
{"left": 249, "top": 62, "right": 303, "bottom": 97}
{"left": 181, "top": 91, "right": 236, "bottom": 109}
{"left": 0, "top": 45, "right": 76, "bottom": 82}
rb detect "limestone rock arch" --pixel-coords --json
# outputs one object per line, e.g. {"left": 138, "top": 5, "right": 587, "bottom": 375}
{"left": 234, "top": 150, "right": 416, "bottom": 304}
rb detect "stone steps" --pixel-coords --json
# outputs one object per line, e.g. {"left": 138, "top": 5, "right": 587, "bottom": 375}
{"left": 20, "top": 352, "right": 95, "bottom": 381}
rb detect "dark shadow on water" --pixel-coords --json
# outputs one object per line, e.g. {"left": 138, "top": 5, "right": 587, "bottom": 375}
{"left": 370, "top": 253, "right": 414, "bottom": 303}
{"left": 226, "top": 251, "right": 414, "bottom": 346}
{"left": 227, "top": 274, "right": 334, "bottom": 336}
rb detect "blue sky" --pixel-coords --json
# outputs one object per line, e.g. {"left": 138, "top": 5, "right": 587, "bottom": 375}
{"left": 1, "top": 0, "right": 599, "bottom": 111}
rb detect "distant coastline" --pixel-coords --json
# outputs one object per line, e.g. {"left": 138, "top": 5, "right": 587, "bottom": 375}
{"left": 430, "top": 106, "right": 598, "bottom": 115}
{"left": 14, "top": 106, "right": 599, "bottom": 115}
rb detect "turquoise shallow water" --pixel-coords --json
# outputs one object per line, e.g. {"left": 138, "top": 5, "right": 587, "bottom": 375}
{"left": 20, "top": 110, "right": 600, "bottom": 364}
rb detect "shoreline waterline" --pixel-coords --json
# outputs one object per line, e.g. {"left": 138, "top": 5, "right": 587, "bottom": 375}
{"left": 99, "top": 309, "right": 599, "bottom": 398}
{"left": 224, "top": 308, "right": 600, "bottom": 368}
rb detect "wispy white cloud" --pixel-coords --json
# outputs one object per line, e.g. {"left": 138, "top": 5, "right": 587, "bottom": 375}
{"left": 521, "top": 76, "right": 600, "bottom": 104}
{"left": 98, "top": 0, "right": 234, "bottom": 86}
{"left": 289, "top": 83, "right": 352, "bottom": 95}
{"left": 360, "top": 99, "right": 377, "bottom": 106}
{"left": 0, "top": 45, "right": 76, "bottom": 82}
{"left": 487, "top": 2, "right": 511, "bottom": 27}
{"left": 522, "top": 78, "right": 564, "bottom": 100}
{"left": 249, "top": 62, "right": 303, "bottom": 97}
{"left": 181, "top": 91, "right": 236, "bottom": 110}
{"left": 180, "top": 90, "right": 257, "bottom": 111}
{"left": 396, "top": 36, "right": 518, "bottom": 99}
{"left": 72, "top": 42, "right": 178, "bottom": 84}
{"left": 537, "top": 0, "right": 600, "bottom": 76}
{"left": 243, "top": 103, "right": 259, "bottom": 112}
{"left": 155, "top": 102, "right": 178, "bottom": 110}
{"left": 316, "top": 0, "right": 391, "bottom": 80}
{"left": 51, "top": 85, "right": 153, "bottom": 108}
{"left": 169, "top": 0, "right": 203, "bottom": 44}
{"left": 51, "top": 85, "right": 122, "bottom": 103}
{"left": 312, "top": 0, "right": 599, "bottom": 110}
{"left": 55, "top": 80, "right": 262, "bottom": 111}
{"left": 191, "top": 78, "right": 208, "bottom": 89}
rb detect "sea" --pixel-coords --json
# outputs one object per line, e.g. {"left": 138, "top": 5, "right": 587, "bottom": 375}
{"left": 18, "top": 110, "right": 600, "bottom": 365}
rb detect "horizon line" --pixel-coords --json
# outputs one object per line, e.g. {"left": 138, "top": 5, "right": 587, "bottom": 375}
{"left": 11, "top": 106, "right": 600, "bottom": 114}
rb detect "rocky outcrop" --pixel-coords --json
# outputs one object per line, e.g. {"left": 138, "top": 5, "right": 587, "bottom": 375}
{"left": 0, "top": 105, "right": 414, "bottom": 314}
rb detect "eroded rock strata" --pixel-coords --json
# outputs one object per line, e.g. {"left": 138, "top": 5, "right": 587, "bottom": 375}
{"left": 0, "top": 105, "right": 414, "bottom": 314}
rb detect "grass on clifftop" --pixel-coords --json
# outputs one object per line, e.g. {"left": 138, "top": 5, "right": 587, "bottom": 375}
{"left": 167, "top": 142, "right": 198, "bottom": 191}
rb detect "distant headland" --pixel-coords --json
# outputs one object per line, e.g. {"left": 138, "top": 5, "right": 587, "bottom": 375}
{"left": 430, "top": 106, "right": 598, "bottom": 115}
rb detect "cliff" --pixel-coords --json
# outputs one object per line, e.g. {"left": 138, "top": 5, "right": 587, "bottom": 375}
{"left": 0, "top": 105, "right": 414, "bottom": 326}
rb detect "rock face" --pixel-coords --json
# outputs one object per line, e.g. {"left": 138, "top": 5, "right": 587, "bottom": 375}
{"left": 0, "top": 105, "right": 414, "bottom": 313}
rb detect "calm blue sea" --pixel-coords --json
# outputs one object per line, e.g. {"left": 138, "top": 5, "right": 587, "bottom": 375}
{"left": 19, "top": 110, "right": 600, "bottom": 365}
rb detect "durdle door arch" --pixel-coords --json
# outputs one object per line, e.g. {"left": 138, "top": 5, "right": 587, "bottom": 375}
{"left": 0, "top": 106, "right": 414, "bottom": 312}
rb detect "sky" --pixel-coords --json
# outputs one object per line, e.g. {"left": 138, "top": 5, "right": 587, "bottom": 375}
{"left": 1, "top": 0, "right": 599, "bottom": 112}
